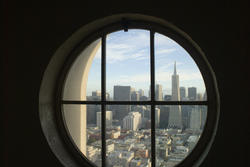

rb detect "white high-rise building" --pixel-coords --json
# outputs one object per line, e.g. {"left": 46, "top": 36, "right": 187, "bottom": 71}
{"left": 155, "top": 108, "right": 161, "bottom": 128}
{"left": 168, "top": 62, "right": 182, "bottom": 129}
{"left": 131, "top": 91, "right": 140, "bottom": 101}
{"left": 156, "top": 84, "right": 163, "bottom": 101}
{"left": 138, "top": 89, "right": 144, "bottom": 97}
{"left": 123, "top": 112, "right": 142, "bottom": 131}
{"left": 96, "top": 111, "right": 112, "bottom": 129}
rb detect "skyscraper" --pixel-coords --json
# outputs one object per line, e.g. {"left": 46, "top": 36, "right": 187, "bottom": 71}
{"left": 189, "top": 106, "right": 201, "bottom": 130}
{"left": 113, "top": 86, "right": 131, "bottom": 121}
{"left": 96, "top": 112, "right": 101, "bottom": 128}
{"left": 131, "top": 91, "right": 140, "bottom": 101}
{"left": 122, "top": 112, "right": 142, "bottom": 131}
{"left": 92, "top": 90, "right": 101, "bottom": 97}
{"left": 168, "top": 62, "right": 182, "bottom": 129}
{"left": 197, "top": 93, "right": 203, "bottom": 101}
{"left": 138, "top": 89, "right": 144, "bottom": 97}
{"left": 159, "top": 106, "right": 170, "bottom": 128}
{"left": 188, "top": 87, "right": 197, "bottom": 100}
{"left": 155, "top": 108, "right": 161, "bottom": 128}
{"left": 155, "top": 84, "right": 163, "bottom": 101}
{"left": 114, "top": 86, "right": 131, "bottom": 101}
{"left": 87, "top": 91, "right": 101, "bottom": 124}
{"left": 164, "top": 95, "right": 171, "bottom": 101}
{"left": 96, "top": 111, "right": 113, "bottom": 129}
{"left": 180, "top": 87, "right": 186, "bottom": 100}
{"left": 200, "top": 106, "right": 207, "bottom": 129}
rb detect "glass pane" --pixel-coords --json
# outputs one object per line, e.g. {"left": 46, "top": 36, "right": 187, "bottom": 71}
{"left": 106, "top": 30, "right": 150, "bottom": 101}
{"left": 62, "top": 104, "right": 102, "bottom": 167}
{"left": 155, "top": 33, "right": 206, "bottom": 101}
{"left": 106, "top": 105, "right": 151, "bottom": 167}
{"left": 155, "top": 105, "right": 207, "bottom": 167}
{"left": 63, "top": 38, "right": 101, "bottom": 100}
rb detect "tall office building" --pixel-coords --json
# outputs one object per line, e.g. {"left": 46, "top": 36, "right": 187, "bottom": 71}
{"left": 106, "top": 92, "right": 110, "bottom": 101}
{"left": 106, "top": 111, "right": 113, "bottom": 128}
{"left": 122, "top": 112, "right": 142, "bottom": 131}
{"left": 131, "top": 91, "right": 140, "bottom": 101}
{"left": 87, "top": 105, "right": 101, "bottom": 125}
{"left": 189, "top": 107, "right": 201, "bottom": 130}
{"left": 155, "top": 108, "right": 161, "bottom": 128}
{"left": 96, "top": 111, "right": 113, "bottom": 129}
{"left": 114, "top": 86, "right": 131, "bottom": 101}
{"left": 113, "top": 86, "right": 131, "bottom": 121}
{"left": 164, "top": 95, "right": 171, "bottom": 101}
{"left": 168, "top": 62, "right": 182, "bottom": 129}
{"left": 200, "top": 106, "right": 207, "bottom": 129}
{"left": 87, "top": 91, "right": 101, "bottom": 124}
{"left": 96, "top": 112, "right": 101, "bottom": 128}
{"left": 181, "top": 105, "right": 191, "bottom": 129}
{"left": 197, "top": 93, "right": 203, "bottom": 101}
{"left": 159, "top": 106, "right": 170, "bottom": 128}
{"left": 140, "top": 95, "right": 148, "bottom": 101}
{"left": 155, "top": 84, "right": 163, "bottom": 101}
{"left": 180, "top": 87, "right": 186, "bottom": 100}
{"left": 138, "top": 89, "right": 144, "bottom": 97}
{"left": 92, "top": 90, "right": 101, "bottom": 97}
{"left": 188, "top": 87, "right": 197, "bottom": 100}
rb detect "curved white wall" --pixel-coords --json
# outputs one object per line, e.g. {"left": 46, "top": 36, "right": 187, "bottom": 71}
{"left": 63, "top": 39, "right": 101, "bottom": 155}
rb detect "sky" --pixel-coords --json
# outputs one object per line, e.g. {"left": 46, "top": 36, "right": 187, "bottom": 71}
{"left": 86, "top": 29, "right": 206, "bottom": 97}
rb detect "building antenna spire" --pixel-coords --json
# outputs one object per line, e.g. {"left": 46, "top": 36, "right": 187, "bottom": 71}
{"left": 174, "top": 61, "right": 177, "bottom": 75}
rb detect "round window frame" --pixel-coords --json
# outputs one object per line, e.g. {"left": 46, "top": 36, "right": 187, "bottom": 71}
{"left": 39, "top": 14, "right": 220, "bottom": 167}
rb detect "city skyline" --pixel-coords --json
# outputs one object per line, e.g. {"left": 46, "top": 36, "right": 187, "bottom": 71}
{"left": 81, "top": 60, "right": 206, "bottom": 167}
{"left": 86, "top": 29, "right": 206, "bottom": 96}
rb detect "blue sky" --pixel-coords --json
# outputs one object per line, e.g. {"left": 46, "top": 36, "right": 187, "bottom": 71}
{"left": 86, "top": 29, "right": 205, "bottom": 97}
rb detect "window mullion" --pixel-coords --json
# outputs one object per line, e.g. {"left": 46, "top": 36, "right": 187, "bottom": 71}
{"left": 150, "top": 30, "right": 156, "bottom": 167}
{"left": 101, "top": 35, "right": 106, "bottom": 167}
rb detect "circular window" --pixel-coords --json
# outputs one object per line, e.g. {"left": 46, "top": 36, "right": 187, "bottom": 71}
{"left": 39, "top": 14, "right": 219, "bottom": 167}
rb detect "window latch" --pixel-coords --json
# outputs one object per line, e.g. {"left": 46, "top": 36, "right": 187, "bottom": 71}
{"left": 121, "top": 18, "right": 129, "bottom": 32}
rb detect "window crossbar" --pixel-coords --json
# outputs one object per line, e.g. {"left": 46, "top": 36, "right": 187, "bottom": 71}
{"left": 61, "top": 100, "right": 208, "bottom": 105}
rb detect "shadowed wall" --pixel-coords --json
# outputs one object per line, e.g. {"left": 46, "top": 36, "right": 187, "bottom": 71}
{"left": 2, "top": 1, "right": 250, "bottom": 167}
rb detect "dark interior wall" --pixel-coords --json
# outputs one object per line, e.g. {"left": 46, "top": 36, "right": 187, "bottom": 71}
{"left": 2, "top": 1, "right": 250, "bottom": 167}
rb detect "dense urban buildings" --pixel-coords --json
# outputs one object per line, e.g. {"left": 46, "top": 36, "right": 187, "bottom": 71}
{"left": 85, "top": 62, "right": 207, "bottom": 167}
{"left": 123, "top": 112, "right": 142, "bottom": 131}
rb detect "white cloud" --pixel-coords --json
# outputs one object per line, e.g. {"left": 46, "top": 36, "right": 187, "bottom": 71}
{"left": 90, "top": 30, "right": 206, "bottom": 94}
{"left": 104, "top": 30, "right": 150, "bottom": 63}
{"left": 156, "top": 48, "right": 176, "bottom": 55}
{"left": 108, "top": 43, "right": 133, "bottom": 50}
{"left": 155, "top": 33, "right": 177, "bottom": 47}
{"left": 108, "top": 73, "right": 150, "bottom": 85}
